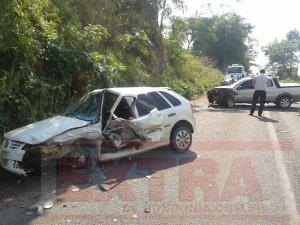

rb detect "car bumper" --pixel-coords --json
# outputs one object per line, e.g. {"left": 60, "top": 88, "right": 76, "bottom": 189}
{"left": 0, "top": 141, "right": 27, "bottom": 176}
{"left": 207, "top": 88, "right": 235, "bottom": 104}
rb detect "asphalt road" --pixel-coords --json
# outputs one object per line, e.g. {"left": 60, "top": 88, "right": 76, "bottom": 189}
{"left": 1, "top": 99, "right": 300, "bottom": 225}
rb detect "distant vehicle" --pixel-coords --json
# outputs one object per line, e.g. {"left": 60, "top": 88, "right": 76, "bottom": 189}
{"left": 1, "top": 88, "right": 195, "bottom": 175}
{"left": 208, "top": 77, "right": 300, "bottom": 108}
{"left": 223, "top": 64, "right": 247, "bottom": 85}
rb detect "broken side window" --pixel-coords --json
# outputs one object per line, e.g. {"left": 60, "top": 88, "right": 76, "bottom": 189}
{"left": 102, "top": 91, "right": 119, "bottom": 128}
{"left": 114, "top": 96, "right": 136, "bottom": 120}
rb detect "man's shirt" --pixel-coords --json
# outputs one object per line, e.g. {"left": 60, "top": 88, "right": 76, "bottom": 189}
{"left": 254, "top": 74, "right": 270, "bottom": 91}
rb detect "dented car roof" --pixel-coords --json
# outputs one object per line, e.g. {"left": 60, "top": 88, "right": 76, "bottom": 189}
{"left": 90, "top": 87, "right": 170, "bottom": 97}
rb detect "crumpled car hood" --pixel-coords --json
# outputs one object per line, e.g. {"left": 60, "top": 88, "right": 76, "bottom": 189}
{"left": 4, "top": 116, "right": 90, "bottom": 145}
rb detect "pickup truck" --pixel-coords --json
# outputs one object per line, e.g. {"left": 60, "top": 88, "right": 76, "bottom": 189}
{"left": 207, "top": 77, "right": 300, "bottom": 108}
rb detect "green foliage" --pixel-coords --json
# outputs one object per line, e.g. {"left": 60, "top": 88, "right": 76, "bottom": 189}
{"left": 190, "top": 13, "right": 255, "bottom": 71}
{"left": 162, "top": 37, "right": 223, "bottom": 99}
{"left": 119, "top": 29, "right": 151, "bottom": 59}
{"left": 0, "top": 0, "right": 223, "bottom": 138}
{"left": 170, "top": 80, "right": 196, "bottom": 99}
{"left": 280, "top": 77, "right": 300, "bottom": 83}
{"left": 264, "top": 30, "right": 300, "bottom": 78}
{"left": 167, "top": 53, "right": 223, "bottom": 99}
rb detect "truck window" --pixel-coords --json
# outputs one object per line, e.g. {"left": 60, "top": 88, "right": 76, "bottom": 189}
{"left": 238, "top": 80, "right": 254, "bottom": 90}
{"left": 227, "top": 67, "right": 243, "bottom": 74}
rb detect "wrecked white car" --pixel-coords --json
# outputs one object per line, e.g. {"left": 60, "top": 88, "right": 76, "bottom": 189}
{"left": 0, "top": 88, "right": 195, "bottom": 175}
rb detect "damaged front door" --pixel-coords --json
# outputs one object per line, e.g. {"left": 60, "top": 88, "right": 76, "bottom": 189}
{"left": 102, "top": 96, "right": 163, "bottom": 154}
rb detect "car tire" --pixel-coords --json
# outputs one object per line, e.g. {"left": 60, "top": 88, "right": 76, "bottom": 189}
{"left": 67, "top": 139, "right": 98, "bottom": 171}
{"left": 170, "top": 126, "right": 192, "bottom": 153}
{"left": 224, "top": 97, "right": 235, "bottom": 108}
{"left": 277, "top": 96, "right": 292, "bottom": 109}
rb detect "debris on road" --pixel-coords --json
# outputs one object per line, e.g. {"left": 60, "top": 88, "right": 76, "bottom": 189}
{"left": 43, "top": 201, "right": 53, "bottom": 209}
{"left": 28, "top": 204, "right": 44, "bottom": 215}
{"left": 71, "top": 186, "right": 80, "bottom": 192}
{"left": 36, "top": 205, "right": 43, "bottom": 215}
{"left": 279, "top": 130, "right": 288, "bottom": 133}
{"left": 98, "top": 183, "right": 109, "bottom": 192}
{"left": 144, "top": 208, "right": 150, "bottom": 213}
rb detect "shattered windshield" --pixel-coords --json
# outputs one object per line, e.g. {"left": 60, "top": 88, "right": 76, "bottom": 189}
{"left": 63, "top": 93, "right": 102, "bottom": 122}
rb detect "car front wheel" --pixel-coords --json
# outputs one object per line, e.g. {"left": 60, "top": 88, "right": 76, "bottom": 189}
{"left": 170, "top": 126, "right": 192, "bottom": 152}
{"left": 223, "top": 96, "right": 235, "bottom": 108}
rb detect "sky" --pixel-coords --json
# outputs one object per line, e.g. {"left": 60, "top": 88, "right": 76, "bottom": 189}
{"left": 174, "top": 0, "right": 300, "bottom": 72}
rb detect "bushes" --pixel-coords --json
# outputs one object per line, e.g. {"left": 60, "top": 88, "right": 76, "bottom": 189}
{"left": 0, "top": 0, "right": 223, "bottom": 138}
{"left": 162, "top": 40, "right": 223, "bottom": 99}
{"left": 170, "top": 80, "right": 196, "bottom": 99}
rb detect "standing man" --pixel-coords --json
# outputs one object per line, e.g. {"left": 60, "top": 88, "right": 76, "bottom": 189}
{"left": 249, "top": 69, "right": 272, "bottom": 117}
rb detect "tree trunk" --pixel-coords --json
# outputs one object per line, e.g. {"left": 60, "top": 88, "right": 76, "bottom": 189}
{"left": 159, "top": 0, "right": 167, "bottom": 30}
{"left": 138, "top": 0, "right": 166, "bottom": 75}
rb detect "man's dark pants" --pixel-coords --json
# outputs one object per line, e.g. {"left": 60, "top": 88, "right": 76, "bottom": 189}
{"left": 250, "top": 90, "right": 266, "bottom": 115}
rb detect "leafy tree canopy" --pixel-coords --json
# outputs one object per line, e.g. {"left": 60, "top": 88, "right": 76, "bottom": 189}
{"left": 190, "top": 13, "right": 255, "bottom": 71}
{"left": 264, "top": 29, "right": 300, "bottom": 78}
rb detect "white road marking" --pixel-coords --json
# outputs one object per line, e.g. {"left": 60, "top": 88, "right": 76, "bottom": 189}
{"left": 265, "top": 111, "right": 300, "bottom": 224}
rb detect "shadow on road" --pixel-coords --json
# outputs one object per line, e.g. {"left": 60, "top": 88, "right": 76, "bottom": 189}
{"left": 0, "top": 147, "right": 197, "bottom": 225}
{"left": 248, "top": 115, "right": 279, "bottom": 123}
{"left": 252, "top": 115, "right": 279, "bottom": 123}
{"left": 208, "top": 103, "right": 299, "bottom": 114}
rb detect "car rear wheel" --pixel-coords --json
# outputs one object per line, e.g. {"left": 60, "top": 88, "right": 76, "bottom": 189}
{"left": 277, "top": 96, "right": 292, "bottom": 108}
{"left": 170, "top": 126, "right": 192, "bottom": 153}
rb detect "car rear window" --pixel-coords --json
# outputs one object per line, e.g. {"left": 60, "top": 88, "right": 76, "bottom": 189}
{"left": 138, "top": 92, "right": 171, "bottom": 111}
{"left": 159, "top": 91, "right": 181, "bottom": 107}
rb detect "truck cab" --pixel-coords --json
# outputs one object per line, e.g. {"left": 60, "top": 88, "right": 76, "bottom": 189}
{"left": 225, "top": 64, "right": 246, "bottom": 82}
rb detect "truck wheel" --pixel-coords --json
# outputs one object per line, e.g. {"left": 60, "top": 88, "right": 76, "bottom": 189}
{"left": 224, "top": 97, "right": 235, "bottom": 108}
{"left": 170, "top": 126, "right": 192, "bottom": 153}
{"left": 277, "top": 96, "right": 292, "bottom": 108}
